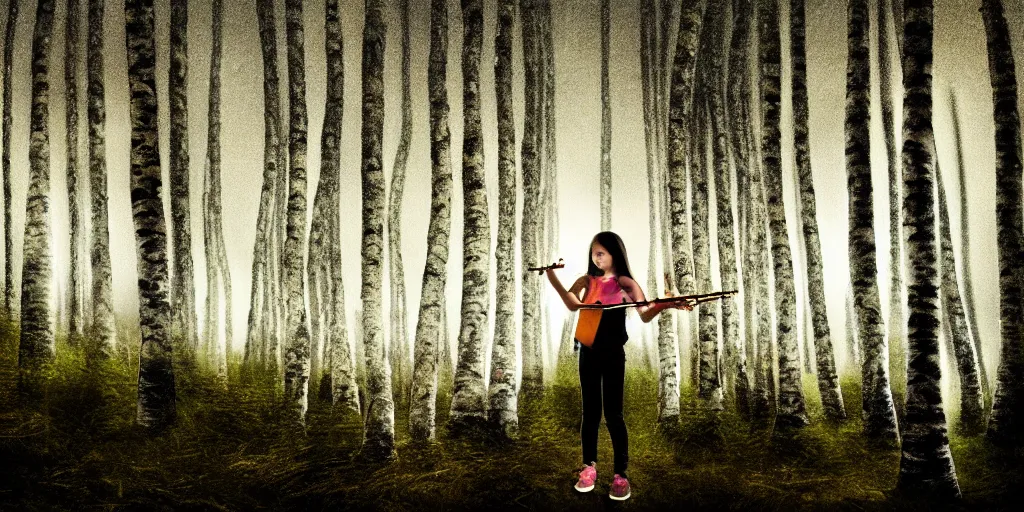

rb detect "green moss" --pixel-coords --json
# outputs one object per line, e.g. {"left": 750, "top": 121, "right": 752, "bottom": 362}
{"left": 0, "top": 324, "right": 1018, "bottom": 509}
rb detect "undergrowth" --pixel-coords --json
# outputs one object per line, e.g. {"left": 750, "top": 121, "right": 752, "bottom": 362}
{"left": 1, "top": 320, "right": 1020, "bottom": 510}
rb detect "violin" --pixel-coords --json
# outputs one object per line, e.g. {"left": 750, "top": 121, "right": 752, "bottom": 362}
{"left": 527, "top": 258, "right": 565, "bottom": 275}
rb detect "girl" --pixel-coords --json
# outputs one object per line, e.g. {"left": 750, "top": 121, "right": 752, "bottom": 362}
{"left": 544, "top": 231, "right": 691, "bottom": 501}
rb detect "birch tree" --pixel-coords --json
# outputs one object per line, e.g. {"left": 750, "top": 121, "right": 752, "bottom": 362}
{"left": 709, "top": 0, "right": 740, "bottom": 409}
{"left": 126, "top": 0, "right": 176, "bottom": 429}
{"left": 360, "top": 0, "right": 395, "bottom": 459}
{"left": 936, "top": 163, "right": 984, "bottom": 435}
{"left": 791, "top": 0, "right": 844, "bottom": 420}
{"left": 897, "top": 0, "right": 960, "bottom": 496}
{"left": 728, "top": 0, "right": 755, "bottom": 416}
{"left": 520, "top": 0, "right": 543, "bottom": 393}
{"left": 87, "top": 0, "right": 115, "bottom": 357}
{"left": 760, "top": 0, "right": 807, "bottom": 429}
{"left": 693, "top": 94, "right": 721, "bottom": 410}
{"left": 203, "top": 0, "right": 230, "bottom": 381}
{"left": 488, "top": 0, "right": 519, "bottom": 439}
{"left": 848, "top": 0, "right": 899, "bottom": 442}
{"left": 981, "top": 0, "right": 1024, "bottom": 447}
{"left": 18, "top": 0, "right": 57, "bottom": 397}
{"left": 65, "top": 0, "right": 85, "bottom": 347}
{"left": 244, "top": 0, "right": 283, "bottom": 373}
{"left": 881, "top": 0, "right": 907, "bottom": 388}
{"left": 169, "top": 0, "right": 198, "bottom": 365}
{"left": 449, "top": 0, "right": 490, "bottom": 432}
{"left": 387, "top": 0, "right": 412, "bottom": 407}
{"left": 283, "top": 0, "right": 311, "bottom": 421}
{"left": 309, "top": 0, "right": 346, "bottom": 396}
{"left": 949, "top": 90, "right": 987, "bottom": 398}
{"left": 2, "top": 0, "right": 16, "bottom": 316}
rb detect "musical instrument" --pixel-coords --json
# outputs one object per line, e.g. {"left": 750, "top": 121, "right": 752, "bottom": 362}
{"left": 527, "top": 258, "right": 565, "bottom": 274}
{"left": 574, "top": 290, "right": 738, "bottom": 348}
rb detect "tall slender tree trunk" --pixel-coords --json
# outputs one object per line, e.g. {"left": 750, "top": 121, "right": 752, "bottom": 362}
{"left": 599, "top": 0, "right": 611, "bottom": 230}
{"left": 329, "top": 196, "right": 359, "bottom": 414}
{"left": 387, "top": 0, "right": 412, "bottom": 410}
{"left": 708, "top": 0, "right": 740, "bottom": 410}
{"left": 283, "top": 0, "right": 311, "bottom": 421}
{"left": 897, "top": 0, "right": 960, "bottom": 496}
{"left": 693, "top": 96, "right": 722, "bottom": 410}
{"left": 450, "top": 0, "right": 490, "bottom": 431}
{"left": 169, "top": 0, "right": 198, "bottom": 367}
{"left": 947, "top": 91, "right": 988, "bottom": 400}
{"left": 126, "top": 0, "right": 176, "bottom": 429}
{"left": 1, "top": 0, "right": 16, "bottom": 316}
{"left": 792, "top": 0, "right": 845, "bottom": 420}
{"left": 488, "top": 0, "right": 519, "bottom": 439}
{"left": 245, "top": 0, "right": 283, "bottom": 374}
{"left": 360, "top": 0, "right": 394, "bottom": 459}
{"left": 204, "top": 0, "right": 230, "bottom": 381}
{"left": 848, "top": 0, "right": 899, "bottom": 442}
{"left": 520, "top": 0, "right": 543, "bottom": 394}
{"left": 668, "top": 1, "right": 704, "bottom": 389}
{"left": 846, "top": 279, "right": 862, "bottom": 369}
{"left": 728, "top": 0, "right": 754, "bottom": 417}
{"left": 881, "top": 0, "right": 907, "bottom": 395}
{"left": 642, "top": 0, "right": 680, "bottom": 423}
{"left": 981, "top": 0, "right": 1024, "bottom": 447}
{"left": 749, "top": 147, "right": 774, "bottom": 420}
{"left": 759, "top": 0, "right": 807, "bottom": 430}
{"left": 309, "top": 0, "right": 346, "bottom": 398}
{"left": 18, "top": 0, "right": 57, "bottom": 397}
{"left": 936, "top": 164, "right": 985, "bottom": 435}
{"left": 65, "top": 0, "right": 85, "bottom": 347}
{"left": 408, "top": 0, "right": 453, "bottom": 434}
{"left": 87, "top": 0, "right": 115, "bottom": 358}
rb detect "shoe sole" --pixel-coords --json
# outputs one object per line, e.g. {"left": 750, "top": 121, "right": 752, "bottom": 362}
{"left": 575, "top": 484, "right": 595, "bottom": 493}
{"left": 608, "top": 491, "right": 631, "bottom": 501}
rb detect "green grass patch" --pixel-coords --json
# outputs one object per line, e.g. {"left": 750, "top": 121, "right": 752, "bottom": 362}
{"left": 1, "top": 324, "right": 1019, "bottom": 510}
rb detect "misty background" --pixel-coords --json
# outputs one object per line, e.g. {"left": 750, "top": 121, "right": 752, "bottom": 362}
{"left": 2, "top": 0, "right": 1023, "bottom": 380}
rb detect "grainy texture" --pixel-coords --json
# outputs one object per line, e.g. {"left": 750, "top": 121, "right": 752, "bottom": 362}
{"left": 125, "top": 0, "right": 176, "bottom": 429}
{"left": 2, "top": 0, "right": 17, "bottom": 314}
{"left": 599, "top": 0, "right": 611, "bottom": 231}
{"left": 488, "top": 0, "right": 519, "bottom": 439}
{"left": 897, "top": 0, "right": 960, "bottom": 497}
{"left": 980, "top": 0, "right": 1024, "bottom": 447}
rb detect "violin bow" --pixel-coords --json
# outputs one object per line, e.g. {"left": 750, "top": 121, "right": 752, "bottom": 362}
{"left": 575, "top": 290, "right": 739, "bottom": 310}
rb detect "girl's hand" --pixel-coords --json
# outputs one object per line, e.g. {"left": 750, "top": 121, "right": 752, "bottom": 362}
{"left": 674, "top": 299, "right": 694, "bottom": 311}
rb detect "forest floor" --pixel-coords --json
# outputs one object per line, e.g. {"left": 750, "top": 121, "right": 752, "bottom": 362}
{"left": 1, "top": 321, "right": 1022, "bottom": 511}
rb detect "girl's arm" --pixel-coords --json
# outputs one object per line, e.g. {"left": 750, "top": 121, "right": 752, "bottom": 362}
{"left": 618, "top": 275, "right": 690, "bottom": 323}
{"left": 546, "top": 270, "right": 586, "bottom": 311}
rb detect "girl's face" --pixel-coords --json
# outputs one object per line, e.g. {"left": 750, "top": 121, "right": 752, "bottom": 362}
{"left": 591, "top": 242, "right": 615, "bottom": 274}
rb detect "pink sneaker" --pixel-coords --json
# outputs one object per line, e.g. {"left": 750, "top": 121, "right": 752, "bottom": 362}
{"left": 574, "top": 463, "right": 596, "bottom": 492}
{"left": 609, "top": 474, "right": 631, "bottom": 500}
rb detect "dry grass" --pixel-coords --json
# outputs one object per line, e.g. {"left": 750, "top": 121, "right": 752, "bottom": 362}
{"left": 1, "top": 320, "right": 1020, "bottom": 510}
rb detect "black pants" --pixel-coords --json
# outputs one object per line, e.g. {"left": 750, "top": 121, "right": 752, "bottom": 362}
{"left": 579, "top": 343, "right": 628, "bottom": 477}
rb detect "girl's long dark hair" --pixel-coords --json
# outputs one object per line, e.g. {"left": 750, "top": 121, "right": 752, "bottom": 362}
{"left": 586, "top": 231, "right": 635, "bottom": 281}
